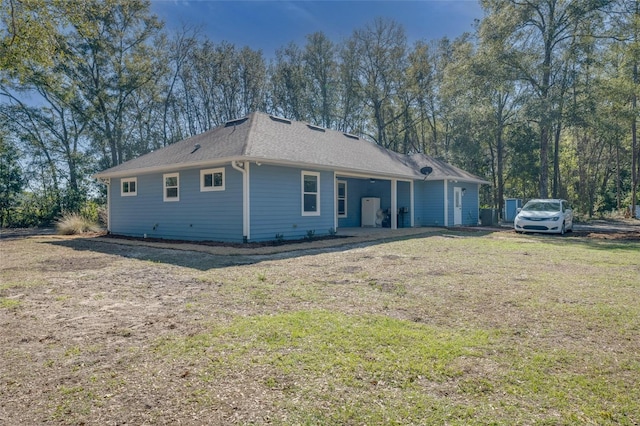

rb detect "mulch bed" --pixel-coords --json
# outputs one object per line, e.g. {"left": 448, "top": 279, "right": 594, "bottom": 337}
{"left": 102, "top": 232, "right": 350, "bottom": 248}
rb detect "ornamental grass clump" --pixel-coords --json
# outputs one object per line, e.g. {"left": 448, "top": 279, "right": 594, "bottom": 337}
{"left": 55, "top": 212, "right": 102, "bottom": 235}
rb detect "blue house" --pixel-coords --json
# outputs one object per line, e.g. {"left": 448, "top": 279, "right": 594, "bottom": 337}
{"left": 94, "top": 112, "right": 488, "bottom": 242}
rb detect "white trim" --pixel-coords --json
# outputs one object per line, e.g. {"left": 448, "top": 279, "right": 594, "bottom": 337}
{"left": 200, "top": 167, "right": 225, "bottom": 192}
{"left": 94, "top": 157, "right": 426, "bottom": 182}
{"left": 120, "top": 177, "right": 137, "bottom": 196}
{"left": 301, "top": 171, "right": 321, "bottom": 216}
{"left": 454, "top": 186, "right": 463, "bottom": 226}
{"left": 246, "top": 163, "right": 251, "bottom": 240}
{"left": 163, "top": 172, "right": 179, "bottom": 202}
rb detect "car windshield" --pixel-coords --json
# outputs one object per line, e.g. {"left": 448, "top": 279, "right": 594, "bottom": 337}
{"left": 523, "top": 201, "right": 561, "bottom": 212}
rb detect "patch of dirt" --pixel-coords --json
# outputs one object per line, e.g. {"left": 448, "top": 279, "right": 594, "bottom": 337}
{"left": 1, "top": 224, "right": 639, "bottom": 424}
{"left": 577, "top": 231, "right": 640, "bottom": 240}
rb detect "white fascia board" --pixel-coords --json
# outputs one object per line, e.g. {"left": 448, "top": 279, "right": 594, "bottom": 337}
{"left": 93, "top": 156, "right": 425, "bottom": 182}
{"left": 92, "top": 157, "right": 246, "bottom": 179}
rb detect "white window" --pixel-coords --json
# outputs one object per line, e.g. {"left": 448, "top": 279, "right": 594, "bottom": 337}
{"left": 121, "top": 177, "right": 137, "bottom": 196}
{"left": 302, "top": 171, "right": 320, "bottom": 216}
{"left": 163, "top": 173, "right": 179, "bottom": 202}
{"left": 337, "top": 180, "right": 347, "bottom": 218}
{"left": 200, "top": 168, "right": 225, "bottom": 192}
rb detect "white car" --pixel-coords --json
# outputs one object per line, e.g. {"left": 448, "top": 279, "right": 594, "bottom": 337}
{"left": 514, "top": 199, "right": 573, "bottom": 235}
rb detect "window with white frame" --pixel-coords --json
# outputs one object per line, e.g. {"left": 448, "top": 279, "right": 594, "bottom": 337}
{"left": 302, "top": 171, "right": 320, "bottom": 216}
{"left": 337, "top": 180, "right": 347, "bottom": 217}
{"left": 121, "top": 177, "right": 137, "bottom": 196}
{"left": 163, "top": 173, "right": 179, "bottom": 202}
{"left": 200, "top": 168, "right": 225, "bottom": 192}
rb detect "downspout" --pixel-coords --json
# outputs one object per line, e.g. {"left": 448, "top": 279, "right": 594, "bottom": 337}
{"left": 444, "top": 179, "right": 448, "bottom": 227}
{"left": 231, "top": 161, "right": 250, "bottom": 241}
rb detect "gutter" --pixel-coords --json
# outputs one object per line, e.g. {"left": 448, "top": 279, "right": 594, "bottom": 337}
{"left": 92, "top": 156, "right": 424, "bottom": 182}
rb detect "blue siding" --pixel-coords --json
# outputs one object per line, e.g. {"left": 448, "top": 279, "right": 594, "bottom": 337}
{"left": 249, "top": 164, "right": 335, "bottom": 241}
{"left": 414, "top": 180, "right": 445, "bottom": 226}
{"left": 446, "top": 182, "right": 480, "bottom": 226}
{"left": 337, "top": 177, "right": 363, "bottom": 228}
{"left": 108, "top": 162, "right": 481, "bottom": 242}
{"left": 110, "top": 166, "right": 244, "bottom": 242}
{"left": 397, "top": 181, "right": 411, "bottom": 228}
{"left": 336, "top": 178, "right": 412, "bottom": 228}
{"left": 337, "top": 178, "right": 390, "bottom": 228}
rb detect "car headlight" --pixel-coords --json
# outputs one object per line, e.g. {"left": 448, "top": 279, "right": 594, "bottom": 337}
{"left": 551, "top": 216, "right": 560, "bottom": 221}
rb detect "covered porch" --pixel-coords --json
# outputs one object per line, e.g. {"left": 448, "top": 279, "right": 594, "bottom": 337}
{"left": 334, "top": 174, "right": 414, "bottom": 230}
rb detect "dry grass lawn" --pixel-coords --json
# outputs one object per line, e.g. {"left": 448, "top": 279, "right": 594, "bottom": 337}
{"left": 1, "top": 228, "right": 639, "bottom": 425}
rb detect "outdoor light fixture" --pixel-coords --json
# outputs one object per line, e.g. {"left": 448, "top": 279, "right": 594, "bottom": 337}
{"left": 370, "top": 178, "right": 376, "bottom": 184}
{"left": 462, "top": 188, "right": 467, "bottom": 196}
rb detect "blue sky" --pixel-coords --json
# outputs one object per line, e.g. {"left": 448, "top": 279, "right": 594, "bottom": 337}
{"left": 150, "top": 0, "right": 484, "bottom": 55}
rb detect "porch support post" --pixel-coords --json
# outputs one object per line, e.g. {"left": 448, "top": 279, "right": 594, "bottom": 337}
{"left": 410, "top": 180, "right": 414, "bottom": 227}
{"left": 391, "top": 178, "right": 397, "bottom": 229}
{"left": 333, "top": 172, "right": 338, "bottom": 232}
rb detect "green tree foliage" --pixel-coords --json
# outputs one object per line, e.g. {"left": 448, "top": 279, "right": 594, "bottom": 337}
{"left": 0, "top": 0, "right": 62, "bottom": 79}
{"left": 59, "top": 0, "right": 164, "bottom": 168}
{"left": 303, "top": 32, "right": 338, "bottom": 129}
{"left": 479, "top": 0, "right": 613, "bottom": 199}
{"left": 2, "top": 1, "right": 640, "bottom": 226}
{"left": 350, "top": 18, "right": 408, "bottom": 149}
{"left": 0, "top": 135, "right": 23, "bottom": 226}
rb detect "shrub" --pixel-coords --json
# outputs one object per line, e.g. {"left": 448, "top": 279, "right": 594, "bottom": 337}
{"left": 55, "top": 212, "right": 102, "bottom": 235}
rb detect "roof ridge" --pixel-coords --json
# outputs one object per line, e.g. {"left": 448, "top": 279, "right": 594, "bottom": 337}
{"left": 243, "top": 111, "right": 267, "bottom": 156}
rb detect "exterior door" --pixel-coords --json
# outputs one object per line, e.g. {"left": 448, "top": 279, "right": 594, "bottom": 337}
{"left": 454, "top": 187, "right": 463, "bottom": 225}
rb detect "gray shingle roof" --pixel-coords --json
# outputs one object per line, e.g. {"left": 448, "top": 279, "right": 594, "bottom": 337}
{"left": 94, "top": 112, "right": 488, "bottom": 184}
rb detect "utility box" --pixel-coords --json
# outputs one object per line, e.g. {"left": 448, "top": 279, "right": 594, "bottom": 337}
{"left": 480, "top": 209, "right": 498, "bottom": 226}
{"left": 504, "top": 198, "right": 522, "bottom": 222}
{"left": 361, "top": 197, "right": 380, "bottom": 227}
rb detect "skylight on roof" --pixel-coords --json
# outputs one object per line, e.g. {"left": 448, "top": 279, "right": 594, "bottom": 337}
{"left": 343, "top": 133, "right": 359, "bottom": 140}
{"left": 307, "top": 124, "right": 325, "bottom": 132}
{"left": 269, "top": 115, "right": 292, "bottom": 125}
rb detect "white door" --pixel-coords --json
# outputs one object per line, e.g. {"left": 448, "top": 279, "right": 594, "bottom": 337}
{"left": 454, "top": 187, "right": 463, "bottom": 225}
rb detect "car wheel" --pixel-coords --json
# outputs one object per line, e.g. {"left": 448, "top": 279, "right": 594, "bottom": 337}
{"left": 560, "top": 222, "right": 565, "bottom": 235}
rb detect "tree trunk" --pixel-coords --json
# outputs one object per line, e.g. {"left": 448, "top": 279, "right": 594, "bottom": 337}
{"left": 632, "top": 113, "right": 637, "bottom": 217}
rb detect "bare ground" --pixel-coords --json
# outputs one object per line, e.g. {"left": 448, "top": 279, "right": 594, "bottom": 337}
{"left": 1, "top": 223, "right": 639, "bottom": 424}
